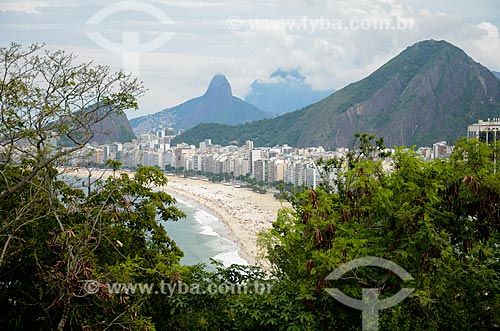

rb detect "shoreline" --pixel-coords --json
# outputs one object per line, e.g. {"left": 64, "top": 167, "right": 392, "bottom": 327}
{"left": 58, "top": 168, "right": 289, "bottom": 267}
{"left": 165, "top": 190, "right": 256, "bottom": 266}
{"left": 159, "top": 175, "right": 289, "bottom": 267}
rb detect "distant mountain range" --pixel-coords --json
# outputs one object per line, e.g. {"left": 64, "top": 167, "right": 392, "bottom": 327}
{"left": 245, "top": 69, "right": 334, "bottom": 115}
{"left": 130, "top": 74, "right": 271, "bottom": 135}
{"left": 173, "top": 40, "right": 500, "bottom": 149}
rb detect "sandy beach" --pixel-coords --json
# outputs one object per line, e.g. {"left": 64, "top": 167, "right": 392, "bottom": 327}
{"left": 159, "top": 176, "right": 290, "bottom": 266}
{"left": 59, "top": 168, "right": 290, "bottom": 266}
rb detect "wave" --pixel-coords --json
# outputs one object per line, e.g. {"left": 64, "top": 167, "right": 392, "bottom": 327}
{"left": 194, "top": 210, "right": 219, "bottom": 237}
{"left": 174, "top": 197, "right": 195, "bottom": 208}
{"left": 194, "top": 209, "right": 218, "bottom": 225}
{"left": 170, "top": 197, "right": 249, "bottom": 267}
{"left": 212, "top": 250, "right": 248, "bottom": 267}
{"left": 200, "top": 225, "right": 219, "bottom": 237}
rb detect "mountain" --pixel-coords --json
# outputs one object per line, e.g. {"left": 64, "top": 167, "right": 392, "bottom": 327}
{"left": 173, "top": 40, "right": 500, "bottom": 149}
{"left": 245, "top": 69, "right": 334, "bottom": 115}
{"left": 130, "top": 74, "right": 271, "bottom": 135}
{"left": 89, "top": 107, "right": 136, "bottom": 145}
{"left": 57, "top": 105, "right": 136, "bottom": 146}
{"left": 494, "top": 71, "right": 500, "bottom": 80}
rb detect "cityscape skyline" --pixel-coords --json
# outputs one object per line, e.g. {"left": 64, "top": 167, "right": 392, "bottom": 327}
{"left": 68, "top": 126, "right": 456, "bottom": 190}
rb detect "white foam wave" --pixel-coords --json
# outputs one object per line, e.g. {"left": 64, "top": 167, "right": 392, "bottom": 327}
{"left": 194, "top": 210, "right": 220, "bottom": 237}
{"left": 174, "top": 197, "right": 195, "bottom": 208}
{"left": 200, "top": 225, "right": 219, "bottom": 237}
{"left": 194, "top": 210, "right": 219, "bottom": 225}
{"left": 212, "top": 251, "right": 248, "bottom": 267}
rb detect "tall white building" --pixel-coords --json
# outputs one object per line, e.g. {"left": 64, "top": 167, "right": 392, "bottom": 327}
{"left": 250, "top": 149, "right": 262, "bottom": 178}
{"left": 468, "top": 118, "right": 500, "bottom": 143}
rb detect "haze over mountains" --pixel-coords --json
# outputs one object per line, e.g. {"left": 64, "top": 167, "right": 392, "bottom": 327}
{"left": 245, "top": 69, "right": 334, "bottom": 115}
{"left": 174, "top": 40, "right": 500, "bottom": 149}
{"left": 130, "top": 74, "right": 271, "bottom": 135}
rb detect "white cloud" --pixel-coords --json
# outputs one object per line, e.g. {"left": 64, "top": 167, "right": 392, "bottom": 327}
{"left": 2, "top": 0, "right": 500, "bottom": 116}
{"left": 0, "top": 23, "right": 63, "bottom": 30}
{"left": 222, "top": 0, "right": 500, "bottom": 94}
{"left": 0, "top": 0, "right": 76, "bottom": 14}
{"left": 152, "top": 0, "right": 224, "bottom": 9}
{"left": 466, "top": 22, "right": 500, "bottom": 70}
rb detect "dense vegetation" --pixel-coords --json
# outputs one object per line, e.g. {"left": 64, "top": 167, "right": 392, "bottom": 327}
{"left": 261, "top": 134, "right": 500, "bottom": 330}
{"left": 1, "top": 44, "right": 499, "bottom": 330}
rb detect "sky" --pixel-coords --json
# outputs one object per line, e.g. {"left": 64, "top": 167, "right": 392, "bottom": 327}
{"left": 1, "top": 0, "right": 499, "bottom": 119}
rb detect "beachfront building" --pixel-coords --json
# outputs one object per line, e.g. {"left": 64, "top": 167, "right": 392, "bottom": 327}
{"left": 253, "top": 159, "right": 268, "bottom": 182}
{"left": 249, "top": 149, "right": 261, "bottom": 178}
{"left": 82, "top": 130, "right": 459, "bottom": 189}
{"left": 174, "top": 146, "right": 196, "bottom": 169}
{"left": 468, "top": 118, "right": 500, "bottom": 143}
{"left": 268, "top": 160, "right": 285, "bottom": 183}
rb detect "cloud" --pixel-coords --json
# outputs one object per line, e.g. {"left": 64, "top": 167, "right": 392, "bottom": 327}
{"left": 0, "top": 0, "right": 75, "bottom": 14}
{"left": 1, "top": 0, "right": 499, "bottom": 116}
{"left": 136, "top": 0, "right": 500, "bottom": 108}
{"left": 153, "top": 0, "right": 225, "bottom": 9}
{"left": 0, "top": 23, "right": 63, "bottom": 31}
{"left": 467, "top": 22, "right": 500, "bottom": 70}
{"left": 222, "top": 0, "right": 500, "bottom": 94}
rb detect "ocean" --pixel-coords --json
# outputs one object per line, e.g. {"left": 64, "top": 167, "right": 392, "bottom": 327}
{"left": 160, "top": 194, "right": 249, "bottom": 268}
{"left": 60, "top": 172, "right": 248, "bottom": 268}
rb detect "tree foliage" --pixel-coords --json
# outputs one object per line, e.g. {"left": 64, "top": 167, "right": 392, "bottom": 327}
{"left": 261, "top": 135, "right": 500, "bottom": 330}
{"left": 0, "top": 163, "right": 190, "bottom": 330}
{"left": 1, "top": 43, "right": 499, "bottom": 331}
{"left": 0, "top": 44, "right": 188, "bottom": 330}
{"left": 0, "top": 42, "right": 145, "bottom": 199}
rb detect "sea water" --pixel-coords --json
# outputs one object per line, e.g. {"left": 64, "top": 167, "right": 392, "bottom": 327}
{"left": 160, "top": 195, "right": 248, "bottom": 268}
{"left": 59, "top": 172, "right": 248, "bottom": 268}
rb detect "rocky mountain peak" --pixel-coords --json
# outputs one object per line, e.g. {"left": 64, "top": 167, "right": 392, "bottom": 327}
{"left": 129, "top": 73, "right": 270, "bottom": 134}
{"left": 175, "top": 39, "right": 500, "bottom": 149}
{"left": 204, "top": 73, "right": 233, "bottom": 101}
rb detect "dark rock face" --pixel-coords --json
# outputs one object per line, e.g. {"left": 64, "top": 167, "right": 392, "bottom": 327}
{"left": 175, "top": 40, "right": 500, "bottom": 149}
{"left": 130, "top": 74, "right": 271, "bottom": 135}
{"left": 90, "top": 108, "right": 136, "bottom": 145}
{"left": 57, "top": 105, "right": 136, "bottom": 146}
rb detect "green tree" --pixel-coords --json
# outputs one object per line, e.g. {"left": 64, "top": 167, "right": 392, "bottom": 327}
{"left": 0, "top": 43, "right": 144, "bottom": 200}
{"left": 260, "top": 135, "right": 500, "bottom": 330}
{"left": 0, "top": 44, "right": 188, "bottom": 330}
{"left": 0, "top": 42, "right": 144, "bottom": 270}
{"left": 0, "top": 164, "right": 188, "bottom": 330}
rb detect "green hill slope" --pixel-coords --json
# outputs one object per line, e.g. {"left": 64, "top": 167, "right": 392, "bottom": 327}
{"left": 174, "top": 40, "right": 500, "bottom": 149}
